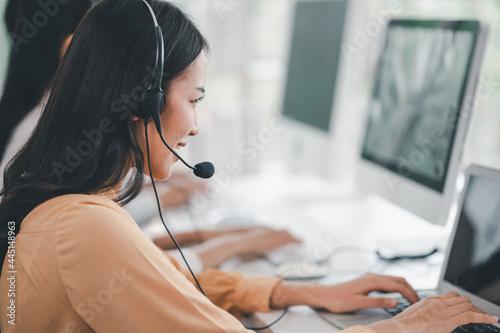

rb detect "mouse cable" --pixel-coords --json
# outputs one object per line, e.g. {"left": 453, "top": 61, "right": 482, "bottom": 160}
{"left": 310, "top": 306, "right": 342, "bottom": 329}
{"left": 376, "top": 248, "right": 439, "bottom": 262}
{"left": 245, "top": 307, "right": 289, "bottom": 331}
{"left": 144, "top": 120, "right": 288, "bottom": 331}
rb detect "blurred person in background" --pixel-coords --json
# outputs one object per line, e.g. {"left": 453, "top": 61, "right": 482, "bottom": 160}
{"left": 0, "top": 0, "right": 94, "bottom": 179}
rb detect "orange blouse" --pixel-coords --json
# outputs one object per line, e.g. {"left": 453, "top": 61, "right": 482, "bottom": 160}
{"left": 0, "top": 193, "right": 374, "bottom": 333}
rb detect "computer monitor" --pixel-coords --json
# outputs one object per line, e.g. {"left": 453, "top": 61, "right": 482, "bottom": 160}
{"left": 357, "top": 20, "right": 489, "bottom": 225}
{"left": 282, "top": 0, "right": 347, "bottom": 132}
{"left": 443, "top": 165, "right": 500, "bottom": 309}
{"left": 279, "top": 0, "right": 351, "bottom": 177}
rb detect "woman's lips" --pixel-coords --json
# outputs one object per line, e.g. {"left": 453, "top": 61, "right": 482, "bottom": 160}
{"left": 173, "top": 142, "right": 187, "bottom": 162}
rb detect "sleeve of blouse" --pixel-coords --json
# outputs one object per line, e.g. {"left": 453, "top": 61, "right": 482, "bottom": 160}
{"left": 170, "top": 258, "right": 378, "bottom": 333}
{"left": 183, "top": 268, "right": 282, "bottom": 319}
{"left": 55, "top": 200, "right": 253, "bottom": 333}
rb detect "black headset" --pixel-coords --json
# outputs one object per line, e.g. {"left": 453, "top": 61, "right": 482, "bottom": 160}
{"left": 135, "top": 0, "right": 214, "bottom": 179}
{"left": 136, "top": 1, "right": 286, "bottom": 330}
{"left": 136, "top": 0, "right": 208, "bottom": 297}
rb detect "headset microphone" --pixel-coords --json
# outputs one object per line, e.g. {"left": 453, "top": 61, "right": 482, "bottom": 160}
{"left": 135, "top": 0, "right": 214, "bottom": 180}
{"left": 149, "top": 108, "right": 215, "bottom": 179}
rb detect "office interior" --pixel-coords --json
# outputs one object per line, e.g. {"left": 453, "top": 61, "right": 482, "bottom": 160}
{"left": 3, "top": 0, "right": 500, "bottom": 331}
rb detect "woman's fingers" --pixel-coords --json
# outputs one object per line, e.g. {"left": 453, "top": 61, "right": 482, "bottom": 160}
{"left": 435, "top": 291, "right": 460, "bottom": 300}
{"left": 367, "top": 276, "right": 419, "bottom": 304}
{"left": 369, "top": 292, "right": 499, "bottom": 333}
{"left": 278, "top": 230, "right": 302, "bottom": 244}
{"left": 268, "top": 230, "right": 302, "bottom": 249}
{"left": 407, "top": 294, "right": 497, "bottom": 330}
{"left": 393, "top": 278, "right": 420, "bottom": 304}
{"left": 355, "top": 295, "right": 399, "bottom": 309}
{"left": 451, "top": 311, "right": 498, "bottom": 329}
{"left": 374, "top": 274, "right": 420, "bottom": 303}
{"left": 442, "top": 296, "right": 478, "bottom": 311}
{"left": 445, "top": 301, "right": 479, "bottom": 317}
{"left": 389, "top": 276, "right": 419, "bottom": 303}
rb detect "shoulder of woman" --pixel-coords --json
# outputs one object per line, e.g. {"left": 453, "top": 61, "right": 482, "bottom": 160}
{"left": 53, "top": 193, "right": 163, "bottom": 269}
{"left": 53, "top": 193, "right": 137, "bottom": 233}
{"left": 20, "top": 193, "right": 135, "bottom": 235}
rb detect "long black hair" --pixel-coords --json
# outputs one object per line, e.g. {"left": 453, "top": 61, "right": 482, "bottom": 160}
{"left": 0, "top": 0, "right": 208, "bottom": 273}
{"left": 0, "top": 0, "right": 94, "bottom": 164}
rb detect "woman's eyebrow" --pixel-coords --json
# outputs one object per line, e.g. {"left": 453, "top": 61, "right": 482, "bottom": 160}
{"left": 195, "top": 87, "right": 205, "bottom": 93}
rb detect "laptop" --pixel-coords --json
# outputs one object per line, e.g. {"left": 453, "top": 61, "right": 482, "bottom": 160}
{"left": 321, "top": 165, "right": 500, "bottom": 332}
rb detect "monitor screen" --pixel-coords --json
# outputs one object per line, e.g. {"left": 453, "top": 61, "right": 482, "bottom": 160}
{"left": 444, "top": 174, "right": 500, "bottom": 306}
{"left": 361, "top": 21, "right": 480, "bottom": 192}
{"left": 282, "top": 1, "right": 348, "bottom": 132}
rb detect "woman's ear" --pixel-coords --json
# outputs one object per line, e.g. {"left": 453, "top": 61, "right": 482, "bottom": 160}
{"left": 131, "top": 115, "right": 141, "bottom": 122}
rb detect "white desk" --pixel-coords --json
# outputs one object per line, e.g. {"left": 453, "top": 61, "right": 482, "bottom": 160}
{"left": 145, "top": 172, "right": 450, "bottom": 332}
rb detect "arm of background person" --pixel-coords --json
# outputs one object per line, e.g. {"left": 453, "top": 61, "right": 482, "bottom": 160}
{"left": 159, "top": 227, "right": 301, "bottom": 269}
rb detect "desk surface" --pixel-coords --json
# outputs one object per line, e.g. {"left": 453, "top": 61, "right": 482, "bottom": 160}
{"left": 146, "top": 172, "right": 450, "bottom": 332}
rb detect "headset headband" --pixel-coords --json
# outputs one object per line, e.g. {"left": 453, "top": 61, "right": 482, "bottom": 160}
{"left": 141, "top": 0, "right": 164, "bottom": 91}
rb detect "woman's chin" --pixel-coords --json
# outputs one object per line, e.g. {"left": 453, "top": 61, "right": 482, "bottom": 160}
{"left": 149, "top": 167, "right": 173, "bottom": 181}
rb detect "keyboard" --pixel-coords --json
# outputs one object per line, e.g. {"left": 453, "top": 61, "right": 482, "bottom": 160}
{"left": 384, "top": 297, "right": 412, "bottom": 316}
{"left": 385, "top": 298, "right": 500, "bottom": 333}
{"left": 454, "top": 324, "right": 500, "bottom": 333}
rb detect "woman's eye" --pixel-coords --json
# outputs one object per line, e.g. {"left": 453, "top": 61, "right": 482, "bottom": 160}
{"left": 192, "top": 95, "right": 205, "bottom": 105}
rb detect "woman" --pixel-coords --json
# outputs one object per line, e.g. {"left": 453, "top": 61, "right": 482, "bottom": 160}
{"left": 0, "top": 0, "right": 299, "bottom": 273}
{"left": 0, "top": 0, "right": 495, "bottom": 332}
{"left": 0, "top": 0, "right": 93, "bottom": 185}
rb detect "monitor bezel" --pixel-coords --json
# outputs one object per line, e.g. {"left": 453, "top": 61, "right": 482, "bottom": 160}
{"left": 361, "top": 20, "right": 481, "bottom": 193}
{"left": 356, "top": 19, "right": 489, "bottom": 225}
{"left": 276, "top": 0, "right": 365, "bottom": 180}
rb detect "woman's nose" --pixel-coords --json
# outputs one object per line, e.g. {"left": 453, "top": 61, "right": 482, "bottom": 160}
{"left": 190, "top": 115, "right": 199, "bottom": 136}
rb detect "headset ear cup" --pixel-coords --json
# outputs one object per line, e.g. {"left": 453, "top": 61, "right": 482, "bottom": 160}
{"left": 159, "top": 90, "right": 166, "bottom": 110}
{"left": 154, "top": 90, "right": 166, "bottom": 135}
{"left": 134, "top": 89, "right": 165, "bottom": 117}
{"left": 143, "top": 90, "right": 166, "bottom": 135}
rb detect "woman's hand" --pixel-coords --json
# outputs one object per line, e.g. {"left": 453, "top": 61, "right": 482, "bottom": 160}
{"left": 154, "top": 226, "right": 298, "bottom": 253}
{"left": 197, "top": 227, "right": 270, "bottom": 242}
{"left": 367, "top": 292, "right": 498, "bottom": 333}
{"left": 152, "top": 173, "right": 207, "bottom": 208}
{"left": 270, "top": 273, "right": 419, "bottom": 312}
{"left": 195, "top": 228, "right": 301, "bottom": 268}
{"left": 236, "top": 228, "right": 302, "bottom": 255}
{"left": 315, "top": 273, "right": 420, "bottom": 313}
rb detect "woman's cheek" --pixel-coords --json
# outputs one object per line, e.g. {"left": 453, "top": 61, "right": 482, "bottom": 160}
{"left": 151, "top": 146, "right": 172, "bottom": 180}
